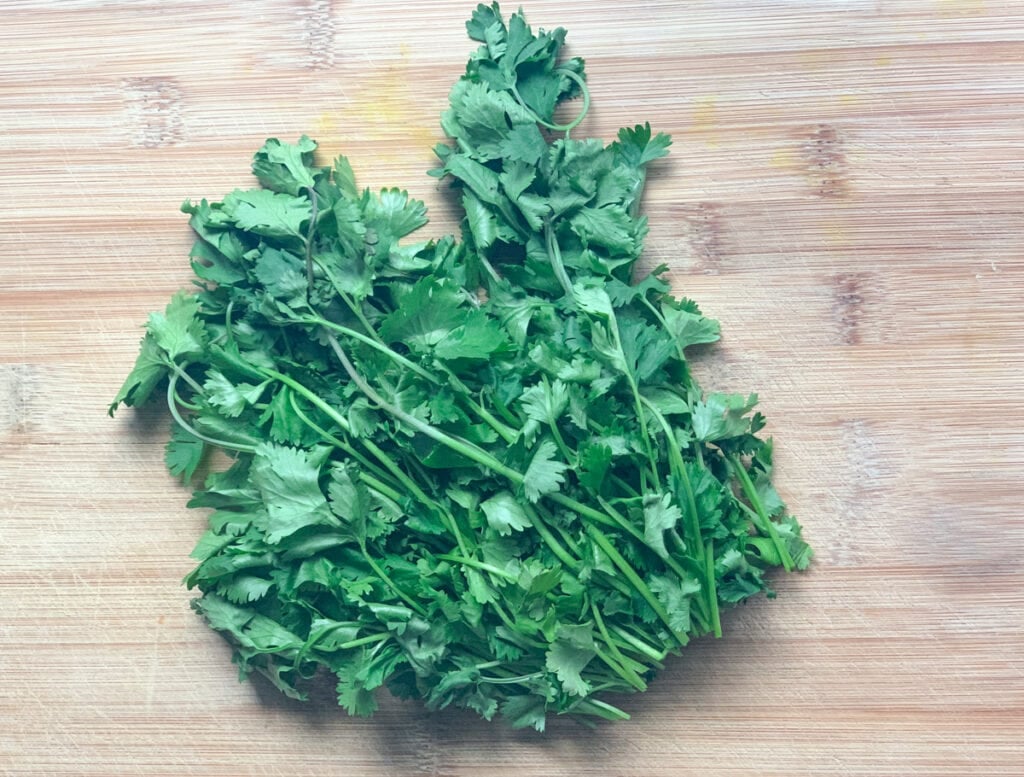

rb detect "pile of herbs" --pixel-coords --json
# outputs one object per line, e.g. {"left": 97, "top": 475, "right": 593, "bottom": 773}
{"left": 111, "top": 3, "right": 811, "bottom": 730}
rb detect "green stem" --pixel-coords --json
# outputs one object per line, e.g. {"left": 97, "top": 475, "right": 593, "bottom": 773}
{"left": 511, "top": 67, "right": 591, "bottom": 136}
{"left": 323, "top": 330, "right": 525, "bottom": 484}
{"left": 570, "top": 698, "right": 630, "bottom": 722}
{"left": 640, "top": 394, "right": 720, "bottom": 636}
{"left": 544, "top": 221, "right": 576, "bottom": 299}
{"left": 729, "top": 453, "right": 794, "bottom": 572}
{"left": 264, "top": 365, "right": 467, "bottom": 553}
{"left": 585, "top": 525, "right": 689, "bottom": 648}
{"left": 307, "top": 316, "right": 439, "bottom": 385}
{"left": 435, "top": 363, "right": 519, "bottom": 444}
{"left": 478, "top": 672, "right": 545, "bottom": 686}
{"left": 285, "top": 389, "right": 399, "bottom": 489}
{"left": 359, "top": 546, "right": 428, "bottom": 617}
{"left": 640, "top": 296, "right": 687, "bottom": 363}
{"left": 334, "top": 632, "right": 390, "bottom": 651}
{"left": 170, "top": 362, "right": 205, "bottom": 396}
{"left": 705, "top": 540, "right": 722, "bottom": 638}
{"left": 304, "top": 187, "right": 319, "bottom": 290}
{"left": 610, "top": 625, "right": 668, "bottom": 662}
{"left": 436, "top": 553, "right": 518, "bottom": 582}
{"left": 524, "top": 505, "right": 580, "bottom": 571}
{"left": 166, "top": 375, "right": 255, "bottom": 454}
{"left": 608, "top": 311, "right": 663, "bottom": 490}
{"left": 591, "top": 602, "right": 647, "bottom": 691}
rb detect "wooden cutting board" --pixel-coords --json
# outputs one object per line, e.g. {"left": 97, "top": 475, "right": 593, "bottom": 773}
{"left": 2, "top": 1, "right": 1021, "bottom": 774}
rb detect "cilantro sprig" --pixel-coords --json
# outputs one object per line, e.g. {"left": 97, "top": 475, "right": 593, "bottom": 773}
{"left": 111, "top": 3, "right": 811, "bottom": 731}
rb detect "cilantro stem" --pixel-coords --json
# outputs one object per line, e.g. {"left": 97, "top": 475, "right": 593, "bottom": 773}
{"left": 640, "top": 394, "right": 721, "bottom": 636}
{"left": 511, "top": 67, "right": 591, "bottom": 136}
{"left": 434, "top": 363, "right": 518, "bottom": 444}
{"left": 311, "top": 259, "right": 388, "bottom": 347}
{"left": 591, "top": 603, "right": 647, "bottom": 691}
{"left": 593, "top": 646, "right": 647, "bottom": 691}
{"left": 728, "top": 453, "right": 794, "bottom": 572}
{"left": 166, "top": 374, "right": 256, "bottom": 454}
{"left": 171, "top": 386, "right": 201, "bottom": 411}
{"left": 359, "top": 546, "right": 428, "bottom": 617}
{"left": 585, "top": 525, "right": 688, "bottom": 648}
{"left": 704, "top": 539, "right": 722, "bottom": 639}
{"left": 262, "top": 366, "right": 466, "bottom": 546}
{"left": 544, "top": 221, "right": 576, "bottom": 300}
{"left": 307, "top": 315, "right": 440, "bottom": 386}
{"left": 569, "top": 698, "right": 630, "bottom": 722}
{"left": 170, "top": 362, "right": 205, "bottom": 396}
{"left": 435, "top": 553, "right": 518, "bottom": 582}
{"left": 322, "top": 330, "right": 525, "bottom": 484}
{"left": 285, "top": 389, "right": 401, "bottom": 491}
{"left": 478, "top": 672, "right": 545, "bottom": 685}
{"left": 524, "top": 505, "right": 580, "bottom": 571}
{"left": 334, "top": 632, "right": 391, "bottom": 651}
{"left": 607, "top": 309, "right": 663, "bottom": 491}
{"left": 639, "top": 295, "right": 687, "bottom": 364}
{"left": 609, "top": 625, "right": 668, "bottom": 662}
{"left": 304, "top": 187, "right": 318, "bottom": 290}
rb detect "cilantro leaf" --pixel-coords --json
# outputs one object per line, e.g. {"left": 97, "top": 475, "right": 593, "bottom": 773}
{"left": 164, "top": 423, "right": 205, "bottom": 482}
{"left": 252, "top": 136, "right": 318, "bottom": 196}
{"left": 692, "top": 393, "right": 760, "bottom": 442}
{"left": 522, "top": 439, "right": 569, "bottom": 502}
{"left": 480, "top": 491, "right": 532, "bottom": 536}
{"left": 222, "top": 188, "right": 311, "bottom": 239}
{"left": 147, "top": 290, "right": 206, "bottom": 361}
{"left": 545, "top": 623, "right": 597, "bottom": 697}
{"left": 250, "top": 444, "right": 333, "bottom": 543}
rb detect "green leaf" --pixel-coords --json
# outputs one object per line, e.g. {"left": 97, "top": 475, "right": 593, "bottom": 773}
{"left": 250, "top": 443, "right": 333, "bottom": 543}
{"left": 462, "top": 190, "right": 500, "bottom": 252}
{"left": 569, "top": 206, "right": 636, "bottom": 255}
{"left": 218, "top": 574, "right": 275, "bottom": 604}
{"left": 545, "top": 622, "right": 596, "bottom": 697}
{"left": 500, "top": 694, "right": 548, "bottom": 732}
{"left": 147, "top": 290, "right": 206, "bottom": 361}
{"left": 379, "top": 277, "right": 465, "bottom": 351}
{"left": 692, "top": 393, "right": 759, "bottom": 442}
{"left": 642, "top": 492, "right": 683, "bottom": 561}
{"left": 522, "top": 439, "right": 568, "bottom": 502}
{"left": 364, "top": 188, "right": 428, "bottom": 242}
{"left": 252, "top": 136, "right": 318, "bottom": 196}
{"left": 333, "top": 154, "right": 359, "bottom": 200}
{"left": 648, "top": 573, "right": 700, "bottom": 633}
{"left": 165, "top": 423, "right": 205, "bottom": 481}
{"left": 434, "top": 309, "right": 507, "bottom": 360}
{"left": 480, "top": 491, "right": 533, "bottom": 536}
{"left": 222, "top": 188, "right": 311, "bottom": 239}
{"left": 203, "top": 370, "right": 267, "bottom": 418}
{"left": 336, "top": 674, "right": 380, "bottom": 717}
{"left": 109, "top": 333, "right": 167, "bottom": 413}
{"left": 613, "top": 123, "right": 672, "bottom": 167}
{"left": 661, "top": 300, "right": 721, "bottom": 349}
{"left": 577, "top": 442, "right": 612, "bottom": 492}
{"left": 254, "top": 247, "right": 308, "bottom": 306}
{"left": 518, "top": 378, "right": 568, "bottom": 425}
{"left": 500, "top": 123, "right": 546, "bottom": 165}
{"left": 327, "top": 464, "right": 373, "bottom": 543}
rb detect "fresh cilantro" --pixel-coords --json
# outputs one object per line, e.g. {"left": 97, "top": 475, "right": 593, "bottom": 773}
{"left": 112, "top": 3, "right": 811, "bottom": 731}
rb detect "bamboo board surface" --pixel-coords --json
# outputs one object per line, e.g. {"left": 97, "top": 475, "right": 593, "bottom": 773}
{"left": 1, "top": 1, "right": 1022, "bottom": 774}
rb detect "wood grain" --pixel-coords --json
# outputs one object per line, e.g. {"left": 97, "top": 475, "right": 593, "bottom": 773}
{"left": 1, "top": 1, "right": 1022, "bottom": 774}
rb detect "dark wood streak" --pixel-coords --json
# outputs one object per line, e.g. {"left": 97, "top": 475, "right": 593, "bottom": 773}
{"left": 801, "top": 123, "right": 848, "bottom": 199}
{"left": 121, "top": 77, "right": 183, "bottom": 149}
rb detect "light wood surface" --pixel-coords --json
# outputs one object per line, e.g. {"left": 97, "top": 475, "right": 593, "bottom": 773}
{"left": 2, "top": 1, "right": 1022, "bottom": 774}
